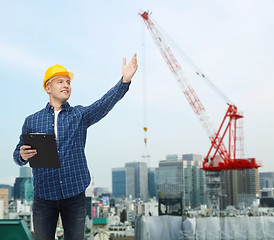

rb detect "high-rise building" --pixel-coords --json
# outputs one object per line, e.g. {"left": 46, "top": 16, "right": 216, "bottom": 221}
{"left": 183, "top": 154, "right": 206, "bottom": 207}
{"left": 112, "top": 168, "right": 126, "bottom": 198}
{"left": 259, "top": 172, "right": 274, "bottom": 189}
{"left": 13, "top": 167, "right": 33, "bottom": 201}
{"left": 14, "top": 177, "right": 33, "bottom": 201}
{"left": 148, "top": 168, "right": 156, "bottom": 198}
{"left": 125, "top": 166, "right": 135, "bottom": 198}
{"left": 20, "top": 167, "right": 32, "bottom": 178}
{"left": 112, "top": 166, "right": 135, "bottom": 198}
{"left": 112, "top": 162, "right": 149, "bottom": 201}
{"left": 125, "top": 162, "right": 148, "bottom": 201}
{"left": 220, "top": 169, "right": 259, "bottom": 209}
{"left": 157, "top": 154, "right": 206, "bottom": 209}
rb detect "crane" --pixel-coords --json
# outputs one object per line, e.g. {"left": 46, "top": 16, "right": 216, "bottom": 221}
{"left": 139, "top": 11, "right": 261, "bottom": 172}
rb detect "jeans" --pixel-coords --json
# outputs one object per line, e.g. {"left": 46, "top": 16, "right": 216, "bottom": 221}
{"left": 33, "top": 191, "right": 86, "bottom": 240}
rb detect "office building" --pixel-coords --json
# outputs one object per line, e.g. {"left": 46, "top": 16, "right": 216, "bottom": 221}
{"left": 259, "top": 172, "right": 274, "bottom": 189}
{"left": 14, "top": 177, "right": 33, "bottom": 201}
{"left": 260, "top": 188, "right": 274, "bottom": 207}
{"left": 148, "top": 168, "right": 156, "bottom": 198}
{"left": 112, "top": 166, "right": 135, "bottom": 198}
{"left": 220, "top": 168, "right": 259, "bottom": 209}
{"left": 20, "top": 167, "right": 32, "bottom": 178}
{"left": 157, "top": 154, "right": 206, "bottom": 209}
{"left": 125, "top": 162, "right": 148, "bottom": 201}
{"left": 112, "top": 168, "right": 126, "bottom": 198}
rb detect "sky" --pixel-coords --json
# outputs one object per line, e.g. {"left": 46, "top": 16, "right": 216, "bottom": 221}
{"left": 0, "top": 0, "right": 273, "bottom": 190}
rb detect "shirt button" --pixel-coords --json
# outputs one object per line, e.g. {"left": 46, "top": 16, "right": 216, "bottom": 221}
{"left": 60, "top": 181, "right": 63, "bottom": 184}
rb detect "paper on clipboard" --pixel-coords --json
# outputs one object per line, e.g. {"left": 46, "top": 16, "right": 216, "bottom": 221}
{"left": 22, "top": 133, "right": 60, "bottom": 168}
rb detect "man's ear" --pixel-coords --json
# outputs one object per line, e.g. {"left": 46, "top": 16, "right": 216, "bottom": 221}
{"left": 46, "top": 84, "right": 51, "bottom": 94}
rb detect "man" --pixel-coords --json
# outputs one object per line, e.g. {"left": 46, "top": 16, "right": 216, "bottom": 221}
{"left": 13, "top": 53, "right": 138, "bottom": 240}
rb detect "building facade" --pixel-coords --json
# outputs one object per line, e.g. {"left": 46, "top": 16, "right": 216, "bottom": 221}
{"left": 0, "top": 189, "right": 9, "bottom": 217}
{"left": 20, "top": 167, "right": 32, "bottom": 178}
{"left": 148, "top": 168, "right": 156, "bottom": 198}
{"left": 13, "top": 177, "right": 33, "bottom": 201}
{"left": 0, "top": 185, "right": 13, "bottom": 200}
{"left": 112, "top": 162, "right": 148, "bottom": 201}
{"left": 112, "top": 168, "right": 126, "bottom": 198}
{"left": 125, "top": 162, "right": 148, "bottom": 201}
{"left": 112, "top": 166, "right": 135, "bottom": 198}
{"left": 259, "top": 172, "right": 274, "bottom": 189}
{"left": 157, "top": 154, "right": 206, "bottom": 209}
{"left": 220, "top": 168, "right": 259, "bottom": 209}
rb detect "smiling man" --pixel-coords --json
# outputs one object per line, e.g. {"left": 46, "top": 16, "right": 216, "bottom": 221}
{"left": 13, "top": 54, "right": 138, "bottom": 240}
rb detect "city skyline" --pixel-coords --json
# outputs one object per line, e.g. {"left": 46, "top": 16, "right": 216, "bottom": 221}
{"left": 1, "top": 1, "right": 273, "bottom": 189}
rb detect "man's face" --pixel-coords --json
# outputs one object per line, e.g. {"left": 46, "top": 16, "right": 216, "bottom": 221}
{"left": 46, "top": 75, "right": 72, "bottom": 104}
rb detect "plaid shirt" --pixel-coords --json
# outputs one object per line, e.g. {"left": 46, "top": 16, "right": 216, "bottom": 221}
{"left": 13, "top": 79, "right": 130, "bottom": 200}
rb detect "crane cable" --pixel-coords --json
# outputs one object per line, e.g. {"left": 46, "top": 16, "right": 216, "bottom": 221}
{"left": 151, "top": 15, "right": 234, "bottom": 106}
{"left": 141, "top": 19, "right": 151, "bottom": 160}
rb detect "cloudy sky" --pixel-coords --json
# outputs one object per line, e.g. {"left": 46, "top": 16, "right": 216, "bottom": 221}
{"left": 1, "top": 0, "right": 273, "bottom": 190}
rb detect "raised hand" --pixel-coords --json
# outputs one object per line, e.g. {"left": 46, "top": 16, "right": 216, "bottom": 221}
{"left": 122, "top": 53, "right": 138, "bottom": 83}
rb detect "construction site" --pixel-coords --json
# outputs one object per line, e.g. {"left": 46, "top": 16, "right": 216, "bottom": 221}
{"left": 134, "top": 10, "right": 274, "bottom": 240}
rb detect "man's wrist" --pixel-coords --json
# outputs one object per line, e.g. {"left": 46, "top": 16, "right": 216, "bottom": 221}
{"left": 122, "top": 76, "right": 131, "bottom": 83}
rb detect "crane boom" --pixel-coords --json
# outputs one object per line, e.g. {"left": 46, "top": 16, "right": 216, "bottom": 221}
{"left": 140, "top": 11, "right": 260, "bottom": 171}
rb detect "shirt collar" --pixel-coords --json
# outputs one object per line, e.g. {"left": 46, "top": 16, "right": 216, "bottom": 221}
{"left": 45, "top": 102, "right": 72, "bottom": 112}
{"left": 61, "top": 102, "right": 71, "bottom": 111}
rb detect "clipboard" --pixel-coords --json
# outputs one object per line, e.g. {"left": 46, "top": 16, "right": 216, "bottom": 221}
{"left": 22, "top": 133, "right": 61, "bottom": 168}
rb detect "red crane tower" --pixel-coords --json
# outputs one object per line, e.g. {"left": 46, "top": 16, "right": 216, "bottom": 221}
{"left": 139, "top": 11, "right": 261, "bottom": 172}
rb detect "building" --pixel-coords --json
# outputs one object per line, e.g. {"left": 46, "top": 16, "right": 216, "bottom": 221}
{"left": 112, "top": 162, "right": 148, "bottom": 201}
{"left": 112, "top": 167, "right": 135, "bottom": 198}
{"left": 13, "top": 167, "right": 33, "bottom": 201}
{"left": 112, "top": 168, "right": 126, "bottom": 198}
{"left": 148, "top": 168, "right": 156, "bottom": 198}
{"left": 86, "top": 196, "right": 92, "bottom": 219}
{"left": 14, "top": 177, "right": 33, "bottom": 201}
{"left": 125, "top": 162, "right": 148, "bottom": 201}
{"left": 157, "top": 154, "right": 206, "bottom": 209}
{"left": 220, "top": 168, "right": 259, "bottom": 209}
{"left": 94, "top": 187, "right": 109, "bottom": 197}
{"left": 260, "top": 188, "right": 274, "bottom": 207}
{"left": 0, "top": 200, "right": 4, "bottom": 219}
{"left": 259, "top": 172, "right": 274, "bottom": 189}
{"left": 0, "top": 189, "right": 9, "bottom": 218}
{"left": 20, "top": 167, "right": 32, "bottom": 178}
{"left": 0, "top": 185, "right": 13, "bottom": 200}
{"left": 183, "top": 154, "right": 206, "bottom": 208}
{"left": 259, "top": 172, "right": 274, "bottom": 208}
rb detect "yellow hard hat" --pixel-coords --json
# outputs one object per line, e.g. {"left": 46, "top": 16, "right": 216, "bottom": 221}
{"left": 43, "top": 64, "right": 74, "bottom": 91}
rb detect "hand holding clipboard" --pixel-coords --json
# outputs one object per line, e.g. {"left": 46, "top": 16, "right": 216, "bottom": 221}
{"left": 22, "top": 133, "right": 60, "bottom": 168}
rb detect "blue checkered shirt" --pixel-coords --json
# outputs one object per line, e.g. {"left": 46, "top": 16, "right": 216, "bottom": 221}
{"left": 13, "top": 79, "right": 130, "bottom": 200}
